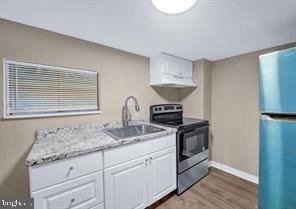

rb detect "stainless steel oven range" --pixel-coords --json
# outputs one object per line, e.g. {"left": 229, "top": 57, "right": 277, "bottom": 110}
{"left": 150, "top": 104, "right": 209, "bottom": 194}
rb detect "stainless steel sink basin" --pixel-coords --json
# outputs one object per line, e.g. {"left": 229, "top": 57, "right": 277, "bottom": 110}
{"left": 103, "top": 124, "right": 165, "bottom": 140}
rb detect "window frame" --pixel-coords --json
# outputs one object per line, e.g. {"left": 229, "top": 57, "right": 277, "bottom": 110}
{"left": 2, "top": 59, "right": 102, "bottom": 119}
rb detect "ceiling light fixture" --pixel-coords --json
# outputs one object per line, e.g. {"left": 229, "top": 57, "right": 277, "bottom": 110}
{"left": 151, "top": 0, "right": 197, "bottom": 15}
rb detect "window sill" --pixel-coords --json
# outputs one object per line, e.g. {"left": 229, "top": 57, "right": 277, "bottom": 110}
{"left": 2, "top": 110, "right": 102, "bottom": 120}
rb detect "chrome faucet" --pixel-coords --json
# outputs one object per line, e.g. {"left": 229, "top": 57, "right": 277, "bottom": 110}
{"left": 122, "top": 96, "right": 140, "bottom": 127}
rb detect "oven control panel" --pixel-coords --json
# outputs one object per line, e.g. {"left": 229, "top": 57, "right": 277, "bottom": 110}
{"left": 151, "top": 104, "right": 183, "bottom": 114}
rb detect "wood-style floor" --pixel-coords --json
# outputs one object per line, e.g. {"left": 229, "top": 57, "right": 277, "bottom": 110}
{"left": 151, "top": 168, "right": 258, "bottom": 209}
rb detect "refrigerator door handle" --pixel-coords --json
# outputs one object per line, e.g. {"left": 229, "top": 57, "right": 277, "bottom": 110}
{"left": 260, "top": 114, "right": 296, "bottom": 121}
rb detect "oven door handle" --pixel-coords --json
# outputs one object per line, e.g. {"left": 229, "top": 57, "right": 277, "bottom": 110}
{"left": 179, "top": 125, "right": 209, "bottom": 135}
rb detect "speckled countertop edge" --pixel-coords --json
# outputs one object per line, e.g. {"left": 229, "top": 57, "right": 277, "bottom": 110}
{"left": 26, "top": 119, "right": 177, "bottom": 167}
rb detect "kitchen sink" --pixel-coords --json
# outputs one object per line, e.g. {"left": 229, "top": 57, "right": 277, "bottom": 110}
{"left": 103, "top": 124, "right": 165, "bottom": 140}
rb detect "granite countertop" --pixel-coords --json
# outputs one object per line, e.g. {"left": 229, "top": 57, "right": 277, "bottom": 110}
{"left": 26, "top": 120, "right": 176, "bottom": 167}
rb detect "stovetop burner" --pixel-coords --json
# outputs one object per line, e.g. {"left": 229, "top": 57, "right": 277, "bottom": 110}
{"left": 163, "top": 120, "right": 182, "bottom": 125}
{"left": 150, "top": 104, "right": 208, "bottom": 129}
{"left": 159, "top": 117, "right": 208, "bottom": 129}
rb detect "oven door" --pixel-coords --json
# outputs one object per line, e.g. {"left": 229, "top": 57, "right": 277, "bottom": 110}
{"left": 178, "top": 125, "right": 209, "bottom": 173}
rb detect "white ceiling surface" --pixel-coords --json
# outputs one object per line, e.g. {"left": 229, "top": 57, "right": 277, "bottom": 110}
{"left": 0, "top": 0, "right": 295, "bottom": 61}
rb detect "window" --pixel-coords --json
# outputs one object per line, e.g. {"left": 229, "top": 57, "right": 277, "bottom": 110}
{"left": 3, "top": 59, "right": 100, "bottom": 119}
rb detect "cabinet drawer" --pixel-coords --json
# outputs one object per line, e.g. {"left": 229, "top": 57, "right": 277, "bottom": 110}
{"left": 30, "top": 152, "right": 102, "bottom": 191}
{"left": 32, "top": 171, "right": 103, "bottom": 209}
{"left": 104, "top": 134, "right": 175, "bottom": 168}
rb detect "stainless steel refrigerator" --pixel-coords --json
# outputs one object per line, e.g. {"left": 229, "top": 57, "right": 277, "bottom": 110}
{"left": 259, "top": 47, "right": 296, "bottom": 209}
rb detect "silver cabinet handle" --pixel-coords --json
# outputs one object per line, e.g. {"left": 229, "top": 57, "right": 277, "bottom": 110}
{"left": 149, "top": 157, "right": 152, "bottom": 164}
{"left": 71, "top": 198, "right": 75, "bottom": 203}
{"left": 66, "top": 166, "right": 74, "bottom": 177}
{"left": 145, "top": 159, "right": 148, "bottom": 165}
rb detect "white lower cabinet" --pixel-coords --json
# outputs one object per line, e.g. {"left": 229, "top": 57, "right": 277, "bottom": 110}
{"left": 29, "top": 134, "right": 176, "bottom": 209}
{"left": 29, "top": 152, "right": 104, "bottom": 209}
{"left": 104, "top": 157, "right": 148, "bottom": 209}
{"left": 104, "top": 138, "right": 176, "bottom": 209}
{"left": 32, "top": 172, "right": 103, "bottom": 209}
{"left": 148, "top": 147, "right": 176, "bottom": 204}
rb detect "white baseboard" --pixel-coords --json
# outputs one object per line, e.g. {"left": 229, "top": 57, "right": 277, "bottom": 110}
{"left": 210, "top": 161, "right": 259, "bottom": 184}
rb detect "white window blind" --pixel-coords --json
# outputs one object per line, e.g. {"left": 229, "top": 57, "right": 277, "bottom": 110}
{"left": 3, "top": 60, "right": 100, "bottom": 118}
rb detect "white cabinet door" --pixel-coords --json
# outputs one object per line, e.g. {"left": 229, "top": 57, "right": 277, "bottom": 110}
{"left": 32, "top": 172, "right": 103, "bottom": 209}
{"left": 104, "top": 157, "right": 148, "bottom": 209}
{"left": 163, "top": 54, "right": 192, "bottom": 77}
{"left": 148, "top": 147, "right": 176, "bottom": 204}
{"left": 163, "top": 54, "right": 181, "bottom": 76}
{"left": 180, "top": 59, "right": 193, "bottom": 77}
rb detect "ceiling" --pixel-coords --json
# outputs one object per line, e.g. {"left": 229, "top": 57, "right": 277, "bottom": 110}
{"left": 0, "top": 0, "right": 295, "bottom": 61}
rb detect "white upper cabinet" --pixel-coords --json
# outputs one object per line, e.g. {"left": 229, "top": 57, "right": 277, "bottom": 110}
{"left": 150, "top": 53, "right": 196, "bottom": 88}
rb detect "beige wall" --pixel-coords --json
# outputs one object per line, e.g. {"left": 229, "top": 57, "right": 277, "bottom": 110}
{"left": 211, "top": 43, "right": 296, "bottom": 176}
{"left": 1, "top": 17, "right": 296, "bottom": 198}
{"left": 179, "top": 59, "right": 212, "bottom": 121}
{"left": 0, "top": 19, "right": 179, "bottom": 197}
